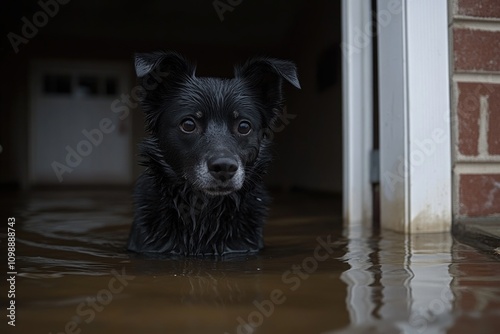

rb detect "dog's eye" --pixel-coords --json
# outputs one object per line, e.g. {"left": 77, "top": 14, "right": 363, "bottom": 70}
{"left": 180, "top": 118, "right": 196, "bottom": 133}
{"left": 237, "top": 120, "right": 252, "bottom": 135}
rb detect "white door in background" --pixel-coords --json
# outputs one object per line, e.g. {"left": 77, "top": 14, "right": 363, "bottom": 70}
{"left": 30, "top": 61, "right": 132, "bottom": 185}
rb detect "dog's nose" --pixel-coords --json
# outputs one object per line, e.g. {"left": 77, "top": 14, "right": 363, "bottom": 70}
{"left": 207, "top": 157, "right": 238, "bottom": 182}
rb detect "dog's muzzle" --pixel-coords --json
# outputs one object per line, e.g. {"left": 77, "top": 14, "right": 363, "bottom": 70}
{"left": 194, "top": 153, "right": 244, "bottom": 196}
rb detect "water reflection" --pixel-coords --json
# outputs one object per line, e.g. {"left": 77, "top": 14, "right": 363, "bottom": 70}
{"left": 337, "top": 225, "right": 455, "bottom": 333}
{"left": 2, "top": 190, "right": 500, "bottom": 334}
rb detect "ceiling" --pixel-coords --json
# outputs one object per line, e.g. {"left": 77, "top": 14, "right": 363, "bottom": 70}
{"left": 3, "top": 0, "right": 306, "bottom": 48}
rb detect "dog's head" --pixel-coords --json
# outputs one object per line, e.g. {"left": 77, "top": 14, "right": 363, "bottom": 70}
{"left": 135, "top": 51, "right": 300, "bottom": 196}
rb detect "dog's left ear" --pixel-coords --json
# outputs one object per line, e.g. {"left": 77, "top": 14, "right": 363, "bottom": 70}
{"left": 235, "top": 57, "right": 300, "bottom": 112}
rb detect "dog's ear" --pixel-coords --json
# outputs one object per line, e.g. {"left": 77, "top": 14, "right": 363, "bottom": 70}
{"left": 135, "top": 51, "right": 194, "bottom": 79}
{"left": 134, "top": 51, "right": 195, "bottom": 132}
{"left": 134, "top": 51, "right": 195, "bottom": 104}
{"left": 235, "top": 57, "right": 300, "bottom": 112}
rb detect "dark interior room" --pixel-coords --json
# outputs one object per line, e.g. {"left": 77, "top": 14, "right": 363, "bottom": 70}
{"left": 1, "top": 0, "right": 343, "bottom": 192}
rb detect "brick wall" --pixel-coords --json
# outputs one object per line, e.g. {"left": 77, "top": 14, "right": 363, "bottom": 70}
{"left": 451, "top": 0, "right": 500, "bottom": 219}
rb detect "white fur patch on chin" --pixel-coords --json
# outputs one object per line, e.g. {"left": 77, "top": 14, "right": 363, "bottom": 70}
{"left": 203, "top": 189, "right": 235, "bottom": 197}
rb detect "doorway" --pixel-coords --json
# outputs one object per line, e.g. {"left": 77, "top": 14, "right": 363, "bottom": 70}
{"left": 29, "top": 60, "right": 132, "bottom": 185}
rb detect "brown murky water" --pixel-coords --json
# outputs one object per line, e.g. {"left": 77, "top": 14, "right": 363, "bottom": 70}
{"left": 1, "top": 189, "right": 499, "bottom": 334}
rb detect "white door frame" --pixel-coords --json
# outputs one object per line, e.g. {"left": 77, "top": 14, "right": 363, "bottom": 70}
{"left": 377, "top": 0, "right": 452, "bottom": 233}
{"left": 342, "top": 0, "right": 374, "bottom": 232}
{"left": 342, "top": 0, "right": 452, "bottom": 233}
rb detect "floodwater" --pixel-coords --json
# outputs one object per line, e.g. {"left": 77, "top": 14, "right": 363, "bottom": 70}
{"left": 1, "top": 189, "right": 499, "bottom": 334}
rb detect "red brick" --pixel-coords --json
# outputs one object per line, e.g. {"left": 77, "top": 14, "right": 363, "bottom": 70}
{"left": 454, "top": 28, "right": 500, "bottom": 72}
{"left": 488, "top": 87, "right": 500, "bottom": 154}
{"left": 457, "top": 82, "right": 500, "bottom": 156}
{"left": 459, "top": 174, "right": 500, "bottom": 217}
{"left": 457, "top": 82, "right": 480, "bottom": 156}
{"left": 456, "top": 0, "right": 500, "bottom": 19}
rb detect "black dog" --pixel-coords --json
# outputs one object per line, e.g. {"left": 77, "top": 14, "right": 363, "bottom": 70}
{"left": 127, "top": 51, "right": 300, "bottom": 256}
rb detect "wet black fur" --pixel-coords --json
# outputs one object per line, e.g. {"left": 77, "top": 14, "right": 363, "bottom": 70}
{"left": 127, "top": 51, "right": 300, "bottom": 256}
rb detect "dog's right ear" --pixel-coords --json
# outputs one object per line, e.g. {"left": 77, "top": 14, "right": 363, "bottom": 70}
{"left": 134, "top": 51, "right": 195, "bottom": 132}
{"left": 134, "top": 51, "right": 195, "bottom": 98}
{"left": 235, "top": 57, "right": 300, "bottom": 121}
{"left": 135, "top": 51, "right": 194, "bottom": 78}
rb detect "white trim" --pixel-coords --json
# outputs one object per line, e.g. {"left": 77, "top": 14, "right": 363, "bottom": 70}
{"left": 341, "top": 0, "right": 374, "bottom": 227}
{"left": 377, "top": 0, "right": 452, "bottom": 232}
{"left": 341, "top": 0, "right": 373, "bottom": 230}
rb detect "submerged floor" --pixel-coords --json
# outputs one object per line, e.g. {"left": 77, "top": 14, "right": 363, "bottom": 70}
{"left": 1, "top": 189, "right": 499, "bottom": 334}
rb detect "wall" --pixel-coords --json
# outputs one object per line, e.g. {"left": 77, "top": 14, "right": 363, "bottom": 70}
{"left": 0, "top": 56, "right": 30, "bottom": 188}
{"left": 268, "top": 0, "right": 343, "bottom": 193}
{"left": 451, "top": 0, "right": 500, "bottom": 219}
